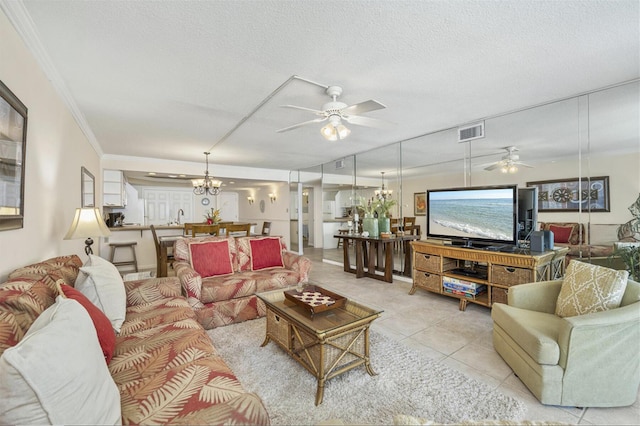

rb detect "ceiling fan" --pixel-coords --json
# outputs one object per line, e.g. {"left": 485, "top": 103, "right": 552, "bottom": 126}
{"left": 484, "top": 146, "right": 533, "bottom": 173}
{"left": 276, "top": 86, "right": 391, "bottom": 141}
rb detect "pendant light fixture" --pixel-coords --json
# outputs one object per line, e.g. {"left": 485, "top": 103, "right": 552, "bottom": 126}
{"left": 192, "top": 152, "right": 222, "bottom": 196}
{"left": 375, "top": 172, "right": 392, "bottom": 201}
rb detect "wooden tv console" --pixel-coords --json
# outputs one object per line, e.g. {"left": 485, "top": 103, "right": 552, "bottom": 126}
{"left": 410, "top": 241, "right": 569, "bottom": 311}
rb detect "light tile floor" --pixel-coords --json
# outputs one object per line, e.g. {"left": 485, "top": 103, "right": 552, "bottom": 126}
{"left": 303, "top": 247, "right": 640, "bottom": 425}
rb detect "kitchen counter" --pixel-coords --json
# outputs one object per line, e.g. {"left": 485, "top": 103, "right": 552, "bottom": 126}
{"left": 324, "top": 218, "right": 350, "bottom": 223}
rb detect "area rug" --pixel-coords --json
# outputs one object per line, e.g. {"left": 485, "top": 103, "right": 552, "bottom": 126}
{"left": 207, "top": 318, "right": 527, "bottom": 425}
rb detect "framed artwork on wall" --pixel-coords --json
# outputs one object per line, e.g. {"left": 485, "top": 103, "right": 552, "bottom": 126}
{"left": 414, "top": 192, "right": 426, "bottom": 216}
{"left": 526, "top": 176, "right": 610, "bottom": 212}
{"left": 0, "top": 80, "right": 28, "bottom": 231}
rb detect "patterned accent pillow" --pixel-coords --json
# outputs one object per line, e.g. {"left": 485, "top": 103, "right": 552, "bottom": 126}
{"left": 237, "top": 236, "right": 287, "bottom": 271}
{"left": 188, "top": 240, "right": 234, "bottom": 278}
{"left": 249, "top": 237, "right": 285, "bottom": 271}
{"left": 175, "top": 235, "right": 238, "bottom": 269}
{"left": 556, "top": 260, "right": 629, "bottom": 318}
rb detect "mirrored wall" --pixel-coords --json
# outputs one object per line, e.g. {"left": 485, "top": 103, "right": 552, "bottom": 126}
{"left": 293, "top": 80, "right": 639, "bottom": 273}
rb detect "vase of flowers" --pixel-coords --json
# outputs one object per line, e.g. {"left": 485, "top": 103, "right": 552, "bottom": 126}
{"left": 375, "top": 198, "right": 397, "bottom": 234}
{"left": 360, "top": 197, "right": 379, "bottom": 237}
{"left": 204, "top": 208, "right": 221, "bottom": 224}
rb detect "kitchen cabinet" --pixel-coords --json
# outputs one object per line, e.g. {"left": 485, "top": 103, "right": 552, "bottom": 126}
{"left": 103, "top": 169, "right": 127, "bottom": 207}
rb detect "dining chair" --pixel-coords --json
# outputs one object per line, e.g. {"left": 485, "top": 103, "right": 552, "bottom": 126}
{"left": 217, "top": 221, "right": 232, "bottom": 235}
{"left": 226, "top": 223, "right": 251, "bottom": 237}
{"left": 403, "top": 217, "right": 416, "bottom": 235}
{"left": 191, "top": 224, "right": 220, "bottom": 237}
{"left": 150, "top": 224, "right": 175, "bottom": 277}
{"left": 261, "top": 221, "right": 272, "bottom": 236}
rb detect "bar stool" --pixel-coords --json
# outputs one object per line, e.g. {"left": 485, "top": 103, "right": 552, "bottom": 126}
{"left": 108, "top": 242, "right": 138, "bottom": 273}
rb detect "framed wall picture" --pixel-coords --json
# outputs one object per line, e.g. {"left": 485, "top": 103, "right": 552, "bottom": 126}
{"left": 81, "top": 167, "right": 95, "bottom": 207}
{"left": 0, "top": 80, "right": 28, "bottom": 231}
{"left": 414, "top": 192, "right": 426, "bottom": 216}
{"left": 527, "top": 176, "right": 610, "bottom": 212}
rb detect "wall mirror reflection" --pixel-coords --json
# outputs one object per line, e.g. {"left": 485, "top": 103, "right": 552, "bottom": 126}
{"left": 81, "top": 167, "right": 95, "bottom": 207}
{"left": 313, "top": 80, "right": 639, "bottom": 274}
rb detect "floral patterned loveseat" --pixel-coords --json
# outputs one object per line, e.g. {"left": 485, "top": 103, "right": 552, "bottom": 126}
{"left": 0, "top": 255, "right": 269, "bottom": 425}
{"left": 174, "top": 235, "right": 311, "bottom": 329}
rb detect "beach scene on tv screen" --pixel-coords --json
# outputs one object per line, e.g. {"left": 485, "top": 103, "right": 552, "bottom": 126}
{"left": 429, "top": 189, "right": 514, "bottom": 241}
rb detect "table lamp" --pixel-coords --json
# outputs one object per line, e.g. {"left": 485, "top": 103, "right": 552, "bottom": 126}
{"left": 64, "top": 207, "right": 111, "bottom": 255}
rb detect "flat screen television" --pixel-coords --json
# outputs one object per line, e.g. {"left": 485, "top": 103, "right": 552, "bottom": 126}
{"left": 426, "top": 185, "right": 518, "bottom": 248}
{"left": 517, "top": 187, "right": 538, "bottom": 241}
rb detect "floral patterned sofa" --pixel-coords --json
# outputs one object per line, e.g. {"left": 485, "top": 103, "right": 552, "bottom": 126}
{"left": 174, "top": 235, "right": 311, "bottom": 329}
{"left": 0, "top": 255, "right": 269, "bottom": 425}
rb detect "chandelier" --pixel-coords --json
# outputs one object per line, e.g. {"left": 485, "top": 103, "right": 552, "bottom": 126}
{"left": 192, "top": 152, "right": 222, "bottom": 196}
{"left": 374, "top": 172, "right": 392, "bottom": 201}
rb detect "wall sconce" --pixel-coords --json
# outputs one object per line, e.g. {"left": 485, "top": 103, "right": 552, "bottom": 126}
{"left": 247, "top": 196, "right": 254, "bottom": 204}
{"left": 269, "top": 193, "right": 277, "bottom": 203}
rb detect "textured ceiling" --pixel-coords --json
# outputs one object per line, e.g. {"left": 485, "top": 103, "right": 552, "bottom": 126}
{"left": 5, "top": 0, "right": 640, "bottom": 181}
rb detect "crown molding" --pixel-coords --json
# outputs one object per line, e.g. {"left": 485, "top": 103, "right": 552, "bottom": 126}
{"left": 0, "top": 0, "right": 103, "bottom": 157}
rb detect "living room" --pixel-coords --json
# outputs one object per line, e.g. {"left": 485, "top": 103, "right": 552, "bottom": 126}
{"left": 0, "top": 1, "right": 639, "bottom": 425}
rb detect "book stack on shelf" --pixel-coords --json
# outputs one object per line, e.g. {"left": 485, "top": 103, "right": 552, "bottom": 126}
{"left": 443, "top": 277, "right": 487, "bottom": 299}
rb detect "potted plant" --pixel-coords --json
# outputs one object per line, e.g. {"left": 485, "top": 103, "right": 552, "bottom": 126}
{"left": 359, "top": 197, "right": 379, "bottom": 237}
{"left": 611, "top": 244, "right": 640, "bottom": 281}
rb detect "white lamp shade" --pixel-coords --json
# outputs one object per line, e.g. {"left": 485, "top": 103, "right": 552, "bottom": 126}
{"left": 64, "top": 208, "right": 111, "bottom": 240}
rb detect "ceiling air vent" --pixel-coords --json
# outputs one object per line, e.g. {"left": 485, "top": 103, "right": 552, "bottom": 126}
{"left": 458, "top": 122, "right": 485, "bottom": 142}
{"left": 335, "top": 159, "right": 345, "bottom": 169}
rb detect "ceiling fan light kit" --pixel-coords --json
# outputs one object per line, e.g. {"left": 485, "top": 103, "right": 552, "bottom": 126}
{"left": 277, "top": 85, "right": 389, "bottom": 140}
{"left": 192, "top": 152, "right": 222, "bottom": 196}
{"left": 321, "top": 116, "right": 351, "bottom": 141}
{"left": 484, "top": 146, "right": 533, "bottom": 174}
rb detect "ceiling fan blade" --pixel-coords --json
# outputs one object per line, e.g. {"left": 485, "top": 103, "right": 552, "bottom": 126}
{"left": 341, "top": 99, "right": 386, "bottom": 115}
{"left": 515, "top": 162, "right": 534, "bottom": 168}
{"left": 484, "top": 163, "right": 502, "bottom": 171}
{"left": 276, "top": 117, "right": 327, "bottom": 133}
{"left": 280, "top": 105, "right": 326, "bottom": 115}
{"left": 342, "top": 114, "right": 394, "bottom": 129}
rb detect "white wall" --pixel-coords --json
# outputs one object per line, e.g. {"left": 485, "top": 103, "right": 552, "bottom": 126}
{"left": 237, "top": 181, "right": 291, "bottom": 244}
{"left": 0, "top": 11, "right": 101, "bottom": 280}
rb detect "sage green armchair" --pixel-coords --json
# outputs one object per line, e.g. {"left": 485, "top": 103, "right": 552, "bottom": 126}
{"left": 492, "top": 278, "right": 640, "bottom": 407}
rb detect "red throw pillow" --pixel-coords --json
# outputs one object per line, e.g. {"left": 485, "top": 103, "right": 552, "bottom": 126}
{"left": 189, "top": 240, "right": 234, "bottom": 278}
{"left": 59, "top": 283, "right": 116, "bottom": 364}
{"left": 549, "top": 225, "right": 574, "bottom": 244}
{"left": 250, "top": 237, "right": 285, "bottom": 271}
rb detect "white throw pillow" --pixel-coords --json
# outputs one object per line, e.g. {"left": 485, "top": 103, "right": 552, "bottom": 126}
{"left": 76, "top": 254, "right": 127, "bottom": 333}
{"left": 0, "top": 296, "right": 122, "bottom": 425}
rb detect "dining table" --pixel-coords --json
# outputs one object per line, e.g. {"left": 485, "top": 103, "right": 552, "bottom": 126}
{"left": 334, "top": 233, "right": 420, "bottom": 283}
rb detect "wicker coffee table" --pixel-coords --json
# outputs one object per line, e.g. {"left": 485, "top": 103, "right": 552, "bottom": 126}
{"left": 256, "top": 285, "right": 382, "bottom": 405}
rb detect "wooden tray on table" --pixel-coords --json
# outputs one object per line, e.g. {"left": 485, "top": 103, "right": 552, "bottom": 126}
{"left": 284, "top": 285, "right": 347, "bottom": 315}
